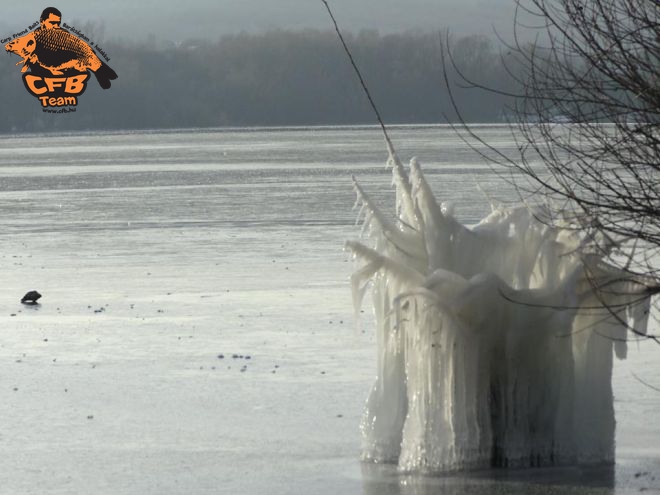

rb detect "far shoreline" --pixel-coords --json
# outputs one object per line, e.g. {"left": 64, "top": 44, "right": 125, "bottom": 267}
{"left": 0, "top": 122, "right": 522, "bottom": 140}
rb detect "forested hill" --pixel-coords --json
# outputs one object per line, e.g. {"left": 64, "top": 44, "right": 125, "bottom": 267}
{"left": 0, "top": 30, "right": 517, "bottom": 133}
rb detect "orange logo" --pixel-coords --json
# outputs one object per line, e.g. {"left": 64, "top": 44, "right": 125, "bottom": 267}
{"left": 4, "top": 7, "right": 118, "bottom": 111}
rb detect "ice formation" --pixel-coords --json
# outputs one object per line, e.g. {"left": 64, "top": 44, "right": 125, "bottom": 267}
{"left": 348, "top": 149, "right": 651, "bottom": 473}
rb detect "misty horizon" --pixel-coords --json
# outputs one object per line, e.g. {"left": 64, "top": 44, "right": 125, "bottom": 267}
{"left": 0, "top": 1, "right": 522, "bottom": 44}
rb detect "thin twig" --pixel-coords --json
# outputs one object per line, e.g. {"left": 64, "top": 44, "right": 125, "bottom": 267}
{"left": 631, "top": 371, "right": 660, "bottom": 393}
{"left": 319, "top": 0, "right": 397, "bottom": 156}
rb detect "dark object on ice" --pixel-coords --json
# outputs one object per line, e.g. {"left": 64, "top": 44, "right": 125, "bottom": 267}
{"left": 21, "top": 290, "right": 42, "bottom": 304}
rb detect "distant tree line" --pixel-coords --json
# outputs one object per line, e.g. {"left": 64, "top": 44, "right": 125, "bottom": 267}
{"left": 0, "top": 29, "right": 519, "bottom": 132}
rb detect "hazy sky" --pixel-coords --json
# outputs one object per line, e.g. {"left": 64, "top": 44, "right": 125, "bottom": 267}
{"left": 0, "top": 1, "right": 519, "bottom": 43}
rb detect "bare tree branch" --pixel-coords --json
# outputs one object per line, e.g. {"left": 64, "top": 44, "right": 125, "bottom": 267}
{"left": 442, "top": 0, "right": 659, "bottom": 340}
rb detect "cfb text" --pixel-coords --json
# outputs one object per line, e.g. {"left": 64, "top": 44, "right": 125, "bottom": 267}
{"left": 22, "top": 74, "right": 89, "bottom": 106}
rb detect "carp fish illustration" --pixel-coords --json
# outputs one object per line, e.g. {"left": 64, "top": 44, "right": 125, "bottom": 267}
{"left": 5, "top": 28, "right": 118, "bottom": 89}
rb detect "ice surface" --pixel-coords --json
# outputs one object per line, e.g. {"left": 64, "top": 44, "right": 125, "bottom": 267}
{"left": 349, "top": 153, "right": 652, "bottom": 473}
{"left": 0, "top": 127, "right": 657, "bottom": 493}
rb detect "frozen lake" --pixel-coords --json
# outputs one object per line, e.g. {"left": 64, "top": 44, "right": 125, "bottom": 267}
{"left": 0, "top": 126, "right": 657, "bottom": 494}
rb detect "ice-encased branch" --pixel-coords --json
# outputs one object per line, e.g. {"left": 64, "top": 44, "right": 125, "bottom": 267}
{"left": 350, "top": 156, "right": 652, "bottom": 473}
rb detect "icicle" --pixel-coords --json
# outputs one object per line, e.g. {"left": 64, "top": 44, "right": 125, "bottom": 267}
{"left": 349, "top": 156, "right": 652, "bottom": 473}
{"left": 353, "top": 178, "right": 427, "bottom": 261}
